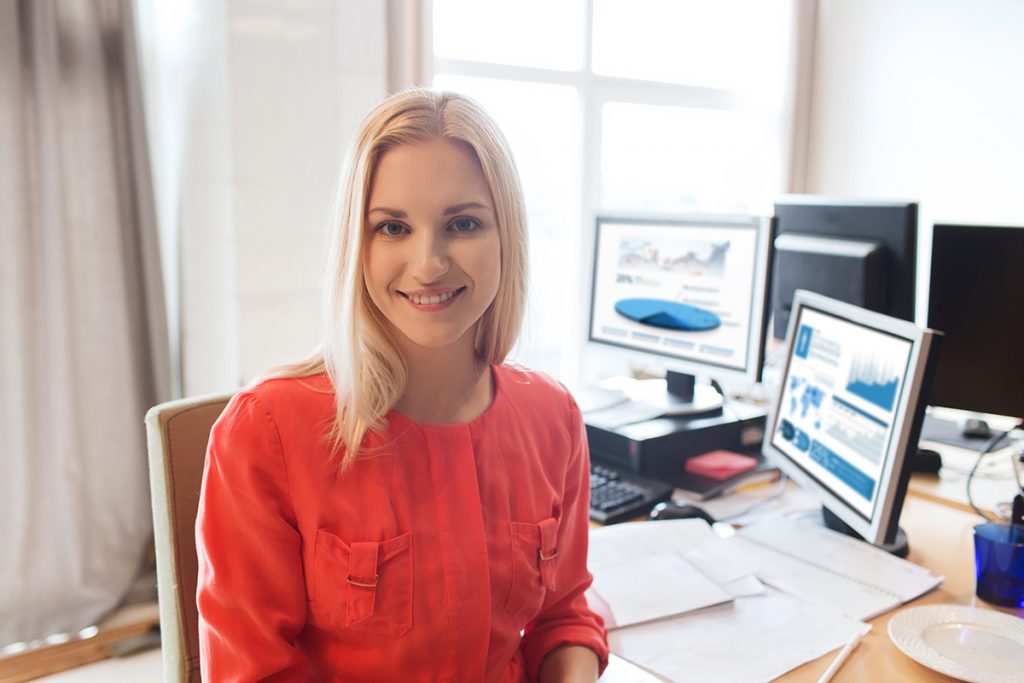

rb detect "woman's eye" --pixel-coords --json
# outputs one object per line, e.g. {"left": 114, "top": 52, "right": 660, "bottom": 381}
{"left": 375, "top": 222, "right": 407, "bottom": 236}
{"left": 451, "top": 217, "right": 480, "bottom": 233}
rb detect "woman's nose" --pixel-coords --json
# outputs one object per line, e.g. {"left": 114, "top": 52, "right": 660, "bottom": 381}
{"left": 410, "top": 233, "right": 450, "bottom": 282}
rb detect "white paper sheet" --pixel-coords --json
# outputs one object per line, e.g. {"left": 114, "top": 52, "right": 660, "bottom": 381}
{"left": 589, "top": 519, "right": 766, "bottom": 627}
{"left": 608, "top": 588, "right": 868, "bottom": 683}
{"left": 599, "top": 653, "right": 667, "bottom": 682}
{"left": 740, "top": 513, "right": 942, "bottom": 599}
{"left": 590, "top": 517, "right": 715, "bottom": 550}
{"left": 591, "top": 553, "right": 733, "bottom": 628}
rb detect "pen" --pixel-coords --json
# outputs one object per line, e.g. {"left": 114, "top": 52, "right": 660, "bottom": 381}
{"left": 817, "top": 627, "right": 868, "bottom": 683}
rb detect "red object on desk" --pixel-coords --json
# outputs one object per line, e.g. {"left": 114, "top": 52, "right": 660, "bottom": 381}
{"left": 685, "top": 450, "right": 759, "bottom": 481}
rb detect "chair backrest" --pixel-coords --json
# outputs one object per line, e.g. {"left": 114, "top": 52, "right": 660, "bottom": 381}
{"left": 145, "top": 394, "right": 232, "bottom": 683}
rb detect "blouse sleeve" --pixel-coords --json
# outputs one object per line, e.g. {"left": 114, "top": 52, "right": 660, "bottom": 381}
{"left": 521, "top": 399, "right": 610, "bottom": 679}
{"left": 195, "top": 391, "right": 310, "bottom": 681}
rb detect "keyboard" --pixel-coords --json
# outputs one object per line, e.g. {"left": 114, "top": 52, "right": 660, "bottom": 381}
{"left": 589, "top": 463, "right": 675, "bottom": 525}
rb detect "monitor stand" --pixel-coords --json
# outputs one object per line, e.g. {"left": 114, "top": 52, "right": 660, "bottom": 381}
{"left": 623, "top": 370, "right": 723, "bottom": 417}
{"left": 820, "top": 506, "right": 909, "bottom": 558}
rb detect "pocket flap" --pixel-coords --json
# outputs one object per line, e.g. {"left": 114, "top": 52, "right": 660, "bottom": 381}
{"left": 510, "top": 516, "right": 559, "bottom": 594}
{"left": 538, "top": 517, "right": 558, "bottom": 559}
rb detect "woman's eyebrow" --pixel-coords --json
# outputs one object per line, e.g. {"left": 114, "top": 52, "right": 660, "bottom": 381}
{"left": 367, "top": 202, "right": 492, "bottom": 217}
{"left": 443, "top": 202, "right": 491, "bottom": 215}
{"left": 367, "top": 207, "right": 406, "bottom": 218}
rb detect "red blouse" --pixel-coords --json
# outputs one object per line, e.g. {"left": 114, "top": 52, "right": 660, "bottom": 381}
{"left": 195, "top": 364, "right": 608, "bottom": 681}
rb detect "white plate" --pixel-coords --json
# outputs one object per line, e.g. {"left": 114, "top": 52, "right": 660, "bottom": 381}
{"left": 888, "top": 604, "right": 1024, "bottom": 683}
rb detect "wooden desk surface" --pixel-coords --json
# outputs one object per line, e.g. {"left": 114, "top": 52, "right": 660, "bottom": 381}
{"left": 778, "top": 494, "right": 1024, "bottom": 682}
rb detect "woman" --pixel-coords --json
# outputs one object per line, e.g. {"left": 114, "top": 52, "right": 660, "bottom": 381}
{"left": 196, "top": 90, "right": 608, "bottom": 681}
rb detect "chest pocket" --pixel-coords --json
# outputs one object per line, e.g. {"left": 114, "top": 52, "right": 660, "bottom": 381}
{"left": 310, "top": 529, "right": 413, "bottom": 637}
{"left": 505, "top": 515, "right": 559, "bottom": 626}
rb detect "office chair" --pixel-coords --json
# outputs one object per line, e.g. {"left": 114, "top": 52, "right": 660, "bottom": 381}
{"left": 145, "top": 393, "right": 232, "bottom": 683}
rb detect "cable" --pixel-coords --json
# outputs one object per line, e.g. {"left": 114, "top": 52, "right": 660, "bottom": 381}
{"left": 709, "top": 378, "right": 731, "bottom": 411}
{"left": 966, "top": 421, "right": 1022, "bottom": 522}
{"left": 709, "top": 379, "right": 749, "bottom": 426}
{"left": 1012, "top": 441, "right": 1024, "bottom": 525}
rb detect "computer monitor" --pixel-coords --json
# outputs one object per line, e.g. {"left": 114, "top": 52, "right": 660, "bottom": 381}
{"left": 771, "top": 197, "right": 918, "bottom": 339}
{"left": 762, "top": 290, "right": 941, "bottom": 556}
{"left": 927, "top": 224, "right": 1024, "bottom": 427}
{"left": 588, "top": 215, "right": 773, "bottom": 412}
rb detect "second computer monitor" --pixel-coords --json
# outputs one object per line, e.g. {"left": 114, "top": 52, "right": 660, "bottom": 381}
{"left": 771, "top": 197, "right": 918, "bottom": 339}
{"left": 589, "top": 215, "right": 773, "bottom": 385}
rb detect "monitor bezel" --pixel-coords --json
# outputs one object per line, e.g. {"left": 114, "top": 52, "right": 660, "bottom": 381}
{"left": 762, "top": 289, "right": 939, "bottom": 546}
{"left": 588, "top": 213, "right": 774, "bottom": 385}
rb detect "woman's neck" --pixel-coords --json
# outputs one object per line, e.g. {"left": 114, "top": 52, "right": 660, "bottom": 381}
{"left": 393, "top": 333, "right": 494, "bottom": 424}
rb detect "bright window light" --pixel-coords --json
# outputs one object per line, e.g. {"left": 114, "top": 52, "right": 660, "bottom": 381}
{"left": 592, "top": 0, "right": 791, "bottom": 93}
{"left": 433, "top": 0, "right": 586, "bottom": 71}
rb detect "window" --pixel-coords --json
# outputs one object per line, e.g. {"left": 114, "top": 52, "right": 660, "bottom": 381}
{"left": 431, "top": 0, "right": 799, "bottom": 379}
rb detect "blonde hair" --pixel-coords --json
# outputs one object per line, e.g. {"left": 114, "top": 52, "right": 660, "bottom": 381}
{"left": 269, "top": 89, "right": 527, "bottom": 469}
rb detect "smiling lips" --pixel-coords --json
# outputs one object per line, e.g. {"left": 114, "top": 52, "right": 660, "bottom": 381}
{"left": 400, "top": 286, "right": 466, "bottom": 310}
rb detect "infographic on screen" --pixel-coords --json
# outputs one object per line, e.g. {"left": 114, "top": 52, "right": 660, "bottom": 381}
{"left": 590, "top": 221, "right": 759, "bottom": 372}
{"left": 771, "top": 308, "right": 913, "bottom": 518}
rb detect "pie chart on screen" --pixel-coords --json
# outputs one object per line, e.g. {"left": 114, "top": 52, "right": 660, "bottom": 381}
{"left": 615, "top": 298, "right": 720, "bottom": 331}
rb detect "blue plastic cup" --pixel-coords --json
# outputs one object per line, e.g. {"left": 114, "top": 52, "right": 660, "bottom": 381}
{"left": 973, "top": 522, "right": 1024, "bottom": 608}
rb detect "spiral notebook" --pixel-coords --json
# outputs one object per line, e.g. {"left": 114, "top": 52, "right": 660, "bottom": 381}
{"left": 731, "top": 513, "right": 944, "bottom": 621}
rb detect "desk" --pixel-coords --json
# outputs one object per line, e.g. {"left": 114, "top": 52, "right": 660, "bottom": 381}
{"left": 773, "top": 494, "right": 1022, "bottom": 682}
{"left": 599, "top": 494, "right": 1022, "bottom": 682}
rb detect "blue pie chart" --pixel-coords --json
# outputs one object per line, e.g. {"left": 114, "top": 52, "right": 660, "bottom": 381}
{"left": 615, "top": 298, "right": 720, "bottom": 331}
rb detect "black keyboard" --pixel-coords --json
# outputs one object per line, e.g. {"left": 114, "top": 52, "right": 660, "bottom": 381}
{"left": 589, "top": 463, "right": 675, "bottom": 525}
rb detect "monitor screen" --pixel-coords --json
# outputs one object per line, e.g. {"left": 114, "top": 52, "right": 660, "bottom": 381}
{"left": 927, "top": 224, "right": 1024, "bottom": 420}
{"left": 588, "top": 215, "right": 772, "bottom": 383}
{"left": 771, "top": 197, "right": 918, "bottom": 339}
{"left": 763, "top": 290, "right": 940, "bottom": 549}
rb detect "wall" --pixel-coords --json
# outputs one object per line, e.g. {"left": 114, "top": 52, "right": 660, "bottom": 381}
{"left": 137, "top": 0, "right": 387, "bottom": 396}
{"left": 804, "top": 0, "right": 1024, "bottom": 311}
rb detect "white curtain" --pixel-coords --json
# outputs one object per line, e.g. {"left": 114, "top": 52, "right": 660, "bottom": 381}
{"left": 0, "top": 0, "right": 170, "bottom": 646}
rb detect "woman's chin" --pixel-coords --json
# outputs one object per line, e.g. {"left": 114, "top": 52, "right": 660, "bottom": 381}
{"left": 394, "top": 327, "right": 477, "bottom": 356}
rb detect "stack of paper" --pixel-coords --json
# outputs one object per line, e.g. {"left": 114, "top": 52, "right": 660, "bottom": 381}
{"left": 588, "top": 512, "right": 946, "bottom": 681}
{"left": 588, "top": 518, "right": 875, "bottom": 682}
{"left": 732, "top": 512, "right": 944, "bottom": 620}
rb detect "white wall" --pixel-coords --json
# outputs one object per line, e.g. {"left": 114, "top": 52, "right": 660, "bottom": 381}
{"left": 805, "top": 0, "right": 1024, "bottom": 223}
{"left": 138, "top": 0, "right": 387, "bottom": 396}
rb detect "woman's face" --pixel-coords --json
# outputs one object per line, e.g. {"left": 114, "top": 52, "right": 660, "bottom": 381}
{"left": 363, "top": 137, "right": 501, "bottom": 356}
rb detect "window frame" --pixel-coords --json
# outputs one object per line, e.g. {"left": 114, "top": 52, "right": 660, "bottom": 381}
{"left": 424, "top": 0, "right": 815, "bottom": 381}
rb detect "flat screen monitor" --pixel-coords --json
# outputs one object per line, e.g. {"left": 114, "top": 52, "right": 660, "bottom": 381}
{"left": 771, "top": 197, "right": 918, "bottom": 339}
{"left": 762, "top": 290, "right": 941, "bottom": 555}
{"left": 588, "top": 215, "right": 773, "bottom": 404}
{"left": 927, "top": 224, "right": 1024, "bottom": 422}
